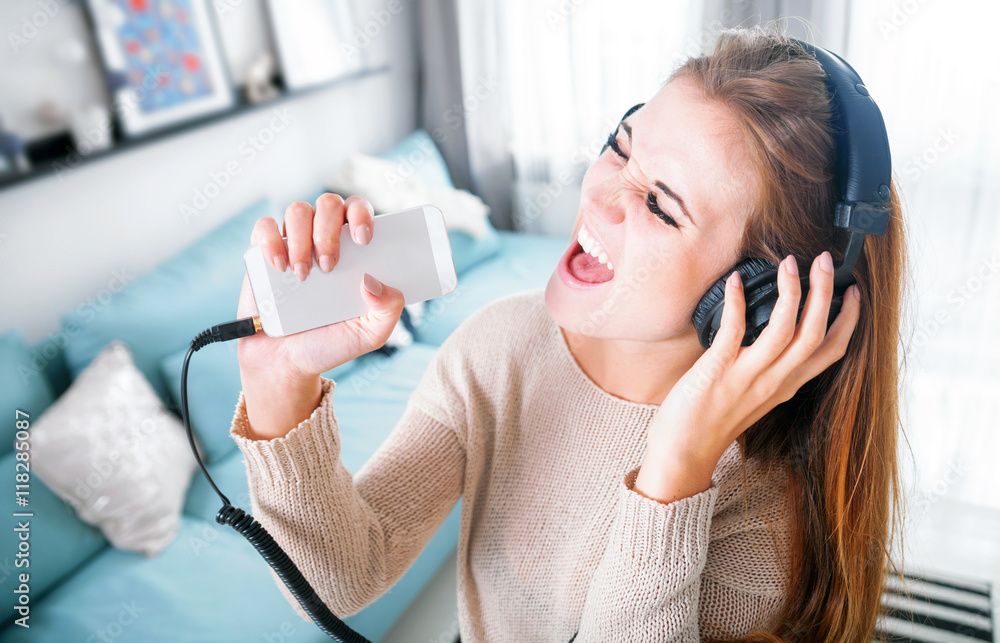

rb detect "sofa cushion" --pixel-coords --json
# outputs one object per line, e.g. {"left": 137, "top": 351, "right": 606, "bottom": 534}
{"left": 0, "top": 516, "right": 314, "bottom": 642}
{"left": 60, "top": 197, "right": 272, "bottom": 405}
{"left": 0, "top": 330, "right": 55, "bottom": 458}
{"left": 0, "top": 507, "right": 460, "bottom": 643}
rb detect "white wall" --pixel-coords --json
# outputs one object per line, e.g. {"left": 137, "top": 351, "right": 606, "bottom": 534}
{"left": 0, "top": 0, "right": 421, "bottom": 344}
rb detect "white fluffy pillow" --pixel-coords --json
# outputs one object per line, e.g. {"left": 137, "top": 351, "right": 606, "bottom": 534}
{"left": 325, "top": 152, "right": 494, "bottom": 240}
{"left": 30, "top": 340, "right": 199, "bottom": 557}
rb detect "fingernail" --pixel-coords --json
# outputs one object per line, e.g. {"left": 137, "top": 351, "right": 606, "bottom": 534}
{"left": 318, "top": 255, "right": 334, "bottom": 272}
{"left": 273, "top": 254, "right": 287, "bottom": 272}
{"left": 851, "top": 284, "right": 861, "bottom": 301}
{"left": 819, "top": 251, "right": 833, "bottom": 274}
{"left": 363, "top": 272, "right": 383, "bottom": 296}
{"left": 729, "top": 271, "right": 742, "bottom": 289}
{"left": 293, "top": 262, "right": 309, "bottom": 281}
{"left": 784, "top": 254, "right": 798, "bottom": 276}
{"left": 356, "top": 224, "right": 372, "bottom": 245}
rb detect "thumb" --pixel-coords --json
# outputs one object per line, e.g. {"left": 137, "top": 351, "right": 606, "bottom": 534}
{"left": 358, "top": 272, "right": 405, "bottom": 343}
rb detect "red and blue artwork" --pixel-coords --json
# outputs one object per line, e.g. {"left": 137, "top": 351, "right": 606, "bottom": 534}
{"left": 113, "top": 0, "right": 215, "bottom": 114}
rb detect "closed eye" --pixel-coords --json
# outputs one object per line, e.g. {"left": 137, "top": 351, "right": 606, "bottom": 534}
{"left": 605, "top": 127, "right": 680, "bottom": 229}
{"left": 645, "top": 192, "right": 678, "bottom": 228}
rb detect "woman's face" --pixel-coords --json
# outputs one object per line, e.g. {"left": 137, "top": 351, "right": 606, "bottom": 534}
{"left": 545, "top": 76, "right": 760, "bottom": 346}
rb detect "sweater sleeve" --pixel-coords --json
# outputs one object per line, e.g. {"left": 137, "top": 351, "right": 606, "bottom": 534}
{"left": 574, "top": 464, "right": 789, "bottom": 642}
{"left": 227, "top": 375, "right": 465, "bottom": 622}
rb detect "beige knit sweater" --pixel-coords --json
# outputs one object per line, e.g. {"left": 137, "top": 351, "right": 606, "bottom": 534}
{"left": 228, "top": 288, "right": 793, "bottom": 642}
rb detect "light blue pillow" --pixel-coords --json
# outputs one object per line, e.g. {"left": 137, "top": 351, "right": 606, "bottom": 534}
{"left": 378, "top": 129, "right": 456, "bottom": 189}
{"left": 61, "top": 198, "right": 272, "bottom": 404}
{"left": 0, "top": 330, "right": 56, "bottom": 458}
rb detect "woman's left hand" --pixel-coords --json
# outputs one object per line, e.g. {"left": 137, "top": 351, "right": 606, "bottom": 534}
{"left": 633, "top": 250, "right": 862, "bottom": 504}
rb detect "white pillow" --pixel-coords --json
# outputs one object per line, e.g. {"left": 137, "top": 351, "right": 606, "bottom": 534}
{"left": 325, "top": 152, "right": 494, "bottom": 240}
{"left": 30, "top": 340, "right": 199, "bottom": 557}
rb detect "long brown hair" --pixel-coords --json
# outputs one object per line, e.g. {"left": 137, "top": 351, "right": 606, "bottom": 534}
{"left": 669, "top": 25, "right": 910, "bottom": 641}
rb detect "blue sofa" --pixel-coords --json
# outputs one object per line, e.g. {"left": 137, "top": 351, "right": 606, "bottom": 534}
{"left": 0, "top": 131, "right": 570, "bottom": 642}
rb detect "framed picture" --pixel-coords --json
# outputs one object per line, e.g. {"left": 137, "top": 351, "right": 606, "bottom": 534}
{"left": 85, "top": 0, "right": 235, "bottom": 138}
{"left": 264, "top": 0, "right": 364, "bottom": 91}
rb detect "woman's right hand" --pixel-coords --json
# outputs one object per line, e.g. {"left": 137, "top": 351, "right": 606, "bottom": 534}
{"left": 236, "top": 193, "right": 406, "bottom": 385}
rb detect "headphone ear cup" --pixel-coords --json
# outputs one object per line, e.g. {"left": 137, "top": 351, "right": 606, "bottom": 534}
{"left": 692, "top": 257, "right": 779, "bottom": 349}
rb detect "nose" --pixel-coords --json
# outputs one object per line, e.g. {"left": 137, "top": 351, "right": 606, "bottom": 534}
{"left": 582, "top": 170, "right": 629, "bottom": 226}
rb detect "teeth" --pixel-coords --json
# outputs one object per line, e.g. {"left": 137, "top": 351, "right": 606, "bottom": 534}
{"left": 576, "top": 224, "right": 614, "bottom": 272}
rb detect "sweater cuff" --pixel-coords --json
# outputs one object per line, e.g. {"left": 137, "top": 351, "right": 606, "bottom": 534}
{"left": 613, "top": 464, "right": 718, "bottom": 576}
{"left": 229, "top": 377, "right": 340, "bottom": 489}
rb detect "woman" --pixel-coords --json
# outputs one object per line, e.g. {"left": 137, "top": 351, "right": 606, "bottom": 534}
{"left": 231, "top": 25, "right": 907, "bottom": 642}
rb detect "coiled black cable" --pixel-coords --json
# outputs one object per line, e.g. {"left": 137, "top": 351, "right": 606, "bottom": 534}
{"left": 181, "top": 318, "right": 371, "bottom": 643}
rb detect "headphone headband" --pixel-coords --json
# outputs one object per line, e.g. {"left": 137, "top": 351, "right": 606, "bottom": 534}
{"left": 790, "top": 39, "right": 893, "bottom": 237}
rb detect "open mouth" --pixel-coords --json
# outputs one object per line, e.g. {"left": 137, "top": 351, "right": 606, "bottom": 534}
{"left": 560, "top": 225, "right": 615, "bottom": 286}
{"left": 567, "top": 242, "right": 615, "bottom": 283}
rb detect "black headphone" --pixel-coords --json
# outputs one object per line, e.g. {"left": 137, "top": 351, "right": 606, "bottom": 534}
{"left": 600, "top": 39, "right": 893, "bottom": 350}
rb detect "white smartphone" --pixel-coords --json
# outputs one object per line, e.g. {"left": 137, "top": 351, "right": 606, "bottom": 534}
{"left": 244, "top": 204, "right": 457, "bottom": 337}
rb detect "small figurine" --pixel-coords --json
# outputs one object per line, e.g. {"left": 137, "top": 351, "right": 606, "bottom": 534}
{"left": 244, "top": 52, "right": 280, "bottom": 104}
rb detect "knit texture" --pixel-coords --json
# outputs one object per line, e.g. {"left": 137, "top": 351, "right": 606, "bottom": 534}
{"left": 228, "top": 288, "right": 793, "bottom": 642}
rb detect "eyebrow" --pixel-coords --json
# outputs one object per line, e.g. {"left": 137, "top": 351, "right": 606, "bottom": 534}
{"left": 622, "top": 119, "right": 696, "bottom": 227}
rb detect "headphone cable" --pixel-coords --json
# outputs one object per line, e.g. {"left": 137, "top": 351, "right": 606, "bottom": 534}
{"left": 181, "top": 318, "right": 371, "bottom": 643}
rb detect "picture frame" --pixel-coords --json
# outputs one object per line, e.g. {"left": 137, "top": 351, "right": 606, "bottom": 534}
{"left": 84, "top": 0, "right": 235, "bottom": 139}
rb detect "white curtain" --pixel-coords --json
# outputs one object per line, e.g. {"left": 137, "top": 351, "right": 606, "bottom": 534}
{"left": 452, "top": 0, "right": 705, "bottom": 234}
{"left": 444, "top": 0, "right": 1000, "bottom": 508}
{"left": 844, "top": 0, "right": 1000, "bottom": 511}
